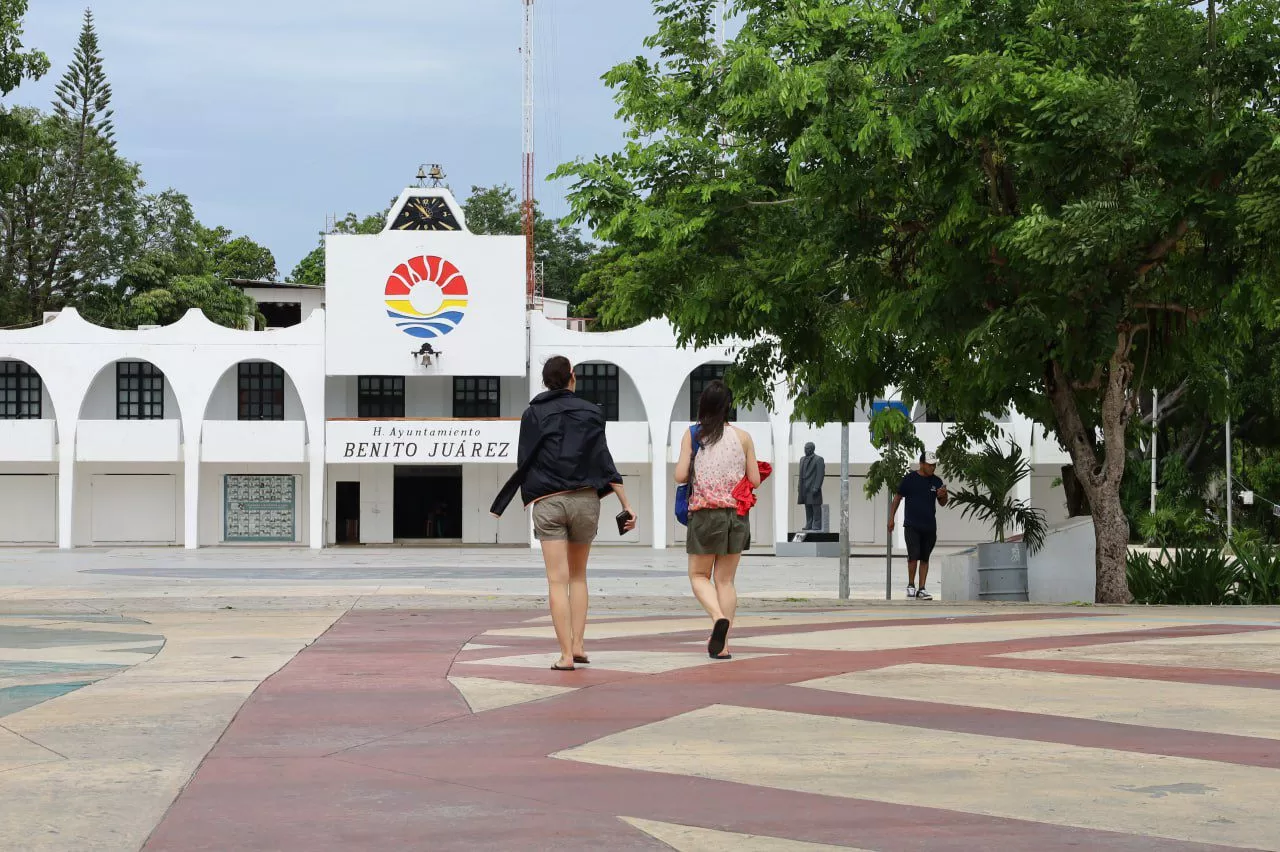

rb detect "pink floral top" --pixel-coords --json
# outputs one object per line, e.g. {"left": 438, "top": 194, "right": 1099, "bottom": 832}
{"left": 689, "top": 427, "right": 746, "bottom": 511}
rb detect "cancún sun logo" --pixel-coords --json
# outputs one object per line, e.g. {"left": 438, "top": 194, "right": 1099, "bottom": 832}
{"left": 383, "top": 255, "right": 469, "bottom": 339}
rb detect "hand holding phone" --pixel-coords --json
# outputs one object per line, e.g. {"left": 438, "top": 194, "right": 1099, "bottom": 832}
{"left": 616, "top": 509, "right": 637, "bottom": 535}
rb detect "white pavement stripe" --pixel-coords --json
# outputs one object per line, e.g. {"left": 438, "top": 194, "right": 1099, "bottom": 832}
{"left": 800, "top": 663, "right": 1280, "bottom": 739}
{"left": 560, "top": 705, "right": 1280, "bottom": 851}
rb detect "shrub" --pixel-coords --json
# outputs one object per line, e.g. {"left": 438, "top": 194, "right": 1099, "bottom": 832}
{"left": 1126, "top": 549, "right": 1240, "bottom": 606}
{"left": 1234, "top": 545, "right": 1280, "bottom": 605}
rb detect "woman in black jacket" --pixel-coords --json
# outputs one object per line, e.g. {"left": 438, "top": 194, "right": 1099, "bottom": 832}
{"left": 491, "top": 356, "right": 637, "bottom": 670}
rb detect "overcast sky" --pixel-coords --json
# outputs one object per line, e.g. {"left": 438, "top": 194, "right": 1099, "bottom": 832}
{"left": 9, "top": 1, "right": 660, "bottom": 275}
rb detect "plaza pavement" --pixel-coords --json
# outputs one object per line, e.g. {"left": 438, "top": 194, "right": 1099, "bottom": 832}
{"left": 1, "top": 547, "right": 1278, "bottom": 850}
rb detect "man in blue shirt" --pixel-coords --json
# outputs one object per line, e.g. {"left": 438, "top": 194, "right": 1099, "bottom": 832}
{"left": 888, "top": 451, "right": 949, "bottom": 600}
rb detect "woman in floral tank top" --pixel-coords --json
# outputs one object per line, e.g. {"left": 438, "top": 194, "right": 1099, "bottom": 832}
{"left": 675, "top": 379, "right": 761, "bottom": 659}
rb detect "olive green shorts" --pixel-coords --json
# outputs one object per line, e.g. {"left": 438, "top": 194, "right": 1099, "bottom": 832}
{"left": 532, "top": 489, "right": 601, "bottom": 543}
{"left": 686, "top": 508, "right": 751, "bottom": 555}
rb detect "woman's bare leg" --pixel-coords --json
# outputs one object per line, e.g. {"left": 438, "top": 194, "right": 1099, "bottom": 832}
{"left": 567, "top": 541, "right": 592, "bottom": 658}
{"left": 688, "top": 554, "right": 725, "bottom": 621}
{"left": 711, "top": 553, "right": 741, "bottom": 655}
{"left": 540, "top": 540, "right": 574, "bottom": 668}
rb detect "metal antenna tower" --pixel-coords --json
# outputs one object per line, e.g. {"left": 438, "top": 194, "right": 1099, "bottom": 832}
{"left": 522, "top": 0, "right": 539, "bottom": 306}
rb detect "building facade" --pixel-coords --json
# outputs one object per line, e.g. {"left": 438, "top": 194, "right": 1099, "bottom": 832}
{"left": 0, "top": 187, "right": 1071, "bottom": 550}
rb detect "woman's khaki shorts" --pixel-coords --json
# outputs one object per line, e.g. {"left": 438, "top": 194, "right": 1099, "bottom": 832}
{"left": 532, "top": 489, "right": 601, "bottom": 543}
{"left": 686, "top": 508, "right": 751, "bottom": 555}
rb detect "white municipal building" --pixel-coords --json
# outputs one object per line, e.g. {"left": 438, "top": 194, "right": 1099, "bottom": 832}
{"left": 0, "top": 186, "right": 1072, "bottom": 551}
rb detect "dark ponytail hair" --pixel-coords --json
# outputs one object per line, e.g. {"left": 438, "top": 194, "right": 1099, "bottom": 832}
{"left": 542, "top": 355, "right": 572, "bottom": 390}
{"left": 696, "top": 379, "right": 733, "bottom": 446}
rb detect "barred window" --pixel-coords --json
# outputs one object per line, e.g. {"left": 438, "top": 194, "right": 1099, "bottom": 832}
{"left": 574, "top": 363, "right": 619, "bottom": 422}
{"left": 453, "top": 377, "right": 500, "bottom": 418}
{"left": 0, "top": 361, "right": 41, "bottom": 420}
{"left": 358, "top": 376, "right": 405, "bottom": 418}
{"left": 117, "top": 362, "right": 165, "bottom": 420}
{"left": 238, "top": 363, "right": 285, "bottom": 421}
{"left": 689, "top": 364, "right": 737, "bottom": 422}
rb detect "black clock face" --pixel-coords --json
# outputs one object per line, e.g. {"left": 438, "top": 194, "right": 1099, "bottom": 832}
{"left": 391, "top": 197, "right": 461, "bottom": 231}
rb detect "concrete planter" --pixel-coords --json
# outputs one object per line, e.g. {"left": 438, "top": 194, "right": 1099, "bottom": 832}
{"left": 977, "top": 541, "right": 1029, "bottom": 602}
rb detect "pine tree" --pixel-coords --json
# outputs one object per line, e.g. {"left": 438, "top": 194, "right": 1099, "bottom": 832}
{"left": 53, "top": 9, "right": 115, "bottom": 148}
{"left": 0, "top": 8, "right": 139, "bottom": 325}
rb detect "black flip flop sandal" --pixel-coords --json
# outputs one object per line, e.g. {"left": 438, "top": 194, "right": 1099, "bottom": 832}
{"left": 573, "top": 655, "right": 590, "bottom": 664}
{"left": 708, "top": 618, "right": 731, "bottom": 658}
{"left": 711, "top": 653, "right": 733, "bottom": 660}
{"left": 551, "top": 664, "right": 576, "bottom": 671}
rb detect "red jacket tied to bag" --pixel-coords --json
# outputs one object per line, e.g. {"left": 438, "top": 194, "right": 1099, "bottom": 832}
{"left": 732, "top": 461, "right": 772, "bottom": 516}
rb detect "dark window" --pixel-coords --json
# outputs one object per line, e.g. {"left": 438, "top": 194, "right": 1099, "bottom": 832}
{"left": 0, "top": 361, "right": 41, "bottom": 419}
{"left": 116, "top": 362, "right": 165, "bottom": 420}
{"left": 238, "top": 363, "right": 285, "bottom": 421}
{"left": 689, "top": 364, "right": 737, "bottom": 422}
{"left": 358, "top": 376, "right": 405, "bottom": 418}
{"left": 258, "top": 302, "right": 302, "bottom": 329}
{"left": 453, "top": 377, "right": 500, "bottom": 418}
{"left": 574, "top": 363, "right": 620, "bottom": 422}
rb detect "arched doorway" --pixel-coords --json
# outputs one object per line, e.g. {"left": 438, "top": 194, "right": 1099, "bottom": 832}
{"left": 0, "top": 359, "right": 58, "bottom": 545}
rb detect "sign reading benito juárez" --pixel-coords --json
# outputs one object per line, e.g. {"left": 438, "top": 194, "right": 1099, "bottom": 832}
{"left": 325, "top": 420, "right": 520, "bottom": 464}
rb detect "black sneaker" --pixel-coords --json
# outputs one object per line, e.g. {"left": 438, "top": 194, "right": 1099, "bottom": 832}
{"left": 915, "top": 588, "right": 933, "bottom": 601}
{"left": 906, "top": 585, "right": 917, "bottom": 599}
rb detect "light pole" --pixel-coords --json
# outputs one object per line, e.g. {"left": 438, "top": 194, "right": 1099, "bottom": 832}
{"left": 839, "top": 422, "right": 850, "bottom": 600}
{"left": 1226, "top": 373, "right": 1233, "bottom": 542}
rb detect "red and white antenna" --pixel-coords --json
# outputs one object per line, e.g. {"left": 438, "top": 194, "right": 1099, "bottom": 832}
{"left": 522, "top": 0, "right": 538, "bottom": 305}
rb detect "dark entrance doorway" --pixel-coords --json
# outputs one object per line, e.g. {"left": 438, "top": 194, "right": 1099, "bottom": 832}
{"left": 335, "top": 481, "right": 360, "bottom": 544}
{"left": 393, "top": 466, "right": 463, "bottom": 540}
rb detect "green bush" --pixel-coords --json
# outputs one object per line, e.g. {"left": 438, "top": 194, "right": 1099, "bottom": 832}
{"left": 1234, "top": 545, "right": 1280, "bottom": 605}
{"left": 1126, "top": 549, "right": 1239, "bottom": 605}
{"left": 1127, "top": 546, "right": 1280, "bottom": 605}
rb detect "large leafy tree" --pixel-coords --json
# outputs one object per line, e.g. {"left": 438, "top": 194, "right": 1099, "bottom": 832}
{"left": 559, "top": 0, "right": 1280, "bottom": 602}
{"left": 0, "top": 0, "right": 49, "bottom": 192}
{"left": 0, "top": 10, "right": 140, "bottom": 325}
{"left": 80, "top": 190, "right": 261, "bottom": 329}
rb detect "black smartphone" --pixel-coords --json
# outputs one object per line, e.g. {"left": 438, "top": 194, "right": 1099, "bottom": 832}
{"left": 615, "top": 510, "right": 632, "bottom": 536}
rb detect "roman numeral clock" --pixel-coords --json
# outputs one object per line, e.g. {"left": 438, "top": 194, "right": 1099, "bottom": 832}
{"left": 391, "top": 197, "right": 461, "bottom": 231}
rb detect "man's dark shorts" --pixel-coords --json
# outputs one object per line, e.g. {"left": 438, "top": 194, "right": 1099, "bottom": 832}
{"left": 905, "top": 526, "right": 937, "bottom": 563}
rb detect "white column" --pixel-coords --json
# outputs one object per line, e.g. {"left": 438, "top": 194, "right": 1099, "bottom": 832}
{"left": 650, "top": 430, "right": 668, "bottom": 550}
{"left": 771, "top": 416, "right": 791, "bottom": 546}
{"left": 183, "top": 440, "right": 199, "bottom": 549}
{"left": 57, "top": 437, "right": 75, "bottom": 550}
{"left": 308, "top": 453, "right": 324, "bottom": 549}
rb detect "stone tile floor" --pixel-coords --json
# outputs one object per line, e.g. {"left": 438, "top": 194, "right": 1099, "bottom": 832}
{"left": 0, "top": 548, "right": 1277, "bottom": 850}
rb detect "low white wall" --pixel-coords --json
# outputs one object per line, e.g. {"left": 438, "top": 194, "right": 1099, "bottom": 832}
{"left": 1028, "top": 516, "right": 1096, "bottom": 603}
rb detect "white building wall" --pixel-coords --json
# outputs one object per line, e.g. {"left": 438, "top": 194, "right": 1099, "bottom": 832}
{"left": 205, "top": 364, "right": 306, "bottom": 422}
{"left": 79, "top": 361, "right": 182, "bottom": 421}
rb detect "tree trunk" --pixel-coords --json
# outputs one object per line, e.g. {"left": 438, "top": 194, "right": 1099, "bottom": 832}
{"left": 1044, "top": 334, "right": 1137, "bottom": 604}
{"left": 1090, "top": 478, "right": 1131, "bottom": 604}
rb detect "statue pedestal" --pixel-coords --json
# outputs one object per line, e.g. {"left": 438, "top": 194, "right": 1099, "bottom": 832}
{"left": 776, "top": 531, "right": 843, "bottom": 558}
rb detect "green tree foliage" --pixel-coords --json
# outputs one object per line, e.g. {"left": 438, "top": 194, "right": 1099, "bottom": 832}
{"left": 0, "top": 10, "right": 140, "bottom": 325}
{"left": 0, "top": 0, "right": 49, "bottom": 193}
{"left": 558, "top": 0, "right": 1280, "bottom": 603}
{"left": 461, "top": 185, "right": 596, "bottom": 307}
{"left": 80, "top": 190, "right": 260, "bottom": 329}
{"left": 0, "top": 15, "right": 263, "bottom": 331}
{"left": 289, "top": 209, "right": 386, "bottom": 286}
{"left": 0, "top": 0, "right": 48, "bottom": 95}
